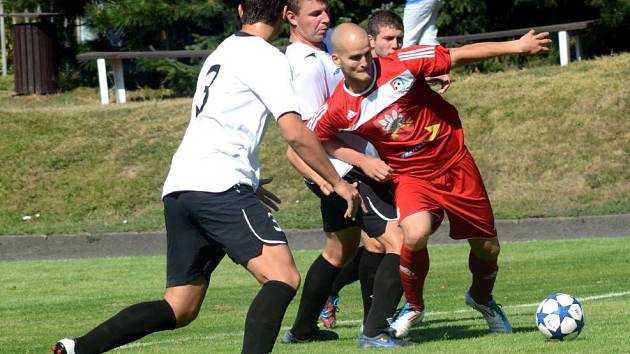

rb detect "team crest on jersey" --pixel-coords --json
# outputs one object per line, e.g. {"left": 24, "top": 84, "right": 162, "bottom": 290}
{"left": 378, "top": 109, "right": 411, "bottom": 140}
{"left": 347, "top": 110, "right": 358, "bottom": 120}
{"left": 389, "top": 75, "right": 413, "bottom": 93}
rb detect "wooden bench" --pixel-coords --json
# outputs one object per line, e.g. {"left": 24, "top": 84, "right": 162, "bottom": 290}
{"left": 77, "top": 20, "right": 597, "bottom": 105}
{"left": 76, "top": 50, "right": 212, "bottom": 104}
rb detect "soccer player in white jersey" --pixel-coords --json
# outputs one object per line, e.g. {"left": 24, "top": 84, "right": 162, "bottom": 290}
{"left": 51, "top": 2, "right": 361, "bottom": 354}
{"left": 308, "top": 23, "right": 551, "bottom": 342}
{"left": 281, "top": 1, "right": 414, "bottom": 348}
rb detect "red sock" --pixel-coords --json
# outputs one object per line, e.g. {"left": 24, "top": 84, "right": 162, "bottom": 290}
{"left": 399, "top": 246, "right": 429, "bottom": 311}
{"left": 468, "top": 252, "right": 498, "bottom": 305}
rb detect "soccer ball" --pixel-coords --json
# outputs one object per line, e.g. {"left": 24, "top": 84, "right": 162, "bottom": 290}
{"left": 536, "top": 293, "right": 584, "bottom": 340}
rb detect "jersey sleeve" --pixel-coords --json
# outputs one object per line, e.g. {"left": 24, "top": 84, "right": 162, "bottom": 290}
{"left": 306, "top": 101, "right": 347, "bottom": 141}
{"left": 396, "top": 45, "right": 452, "bottom": 78}
{"left": 292, "top": 55, "right": 329, "bottom": 119}
{"left": 241, "top": 46, "right": 300, "bottom": 120}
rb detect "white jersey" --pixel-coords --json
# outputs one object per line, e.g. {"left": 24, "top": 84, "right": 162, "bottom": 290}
{"left": 285, "top": 42, "right": 378, "bottom": 177}
{"left": 162, "top": 33, "right": 299, "bottom": 197}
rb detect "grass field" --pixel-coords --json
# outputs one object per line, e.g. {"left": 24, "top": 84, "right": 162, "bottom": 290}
{"left": 1, "top": 237, "right": 629, "bottom": 353}
{"left": 1, "top": 53, "right": 628, "bottom": 236}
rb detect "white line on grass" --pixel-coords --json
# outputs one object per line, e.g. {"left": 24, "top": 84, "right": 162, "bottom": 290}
{"left": 116, "top": 290, "right": 630, "bottom": 351}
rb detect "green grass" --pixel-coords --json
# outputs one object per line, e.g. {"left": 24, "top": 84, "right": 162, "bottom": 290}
{"left": 0, "top": 53, "right": 629, "bottom": 235}
{"left": 1, "top": 237, "right": 629, "bottom": 353}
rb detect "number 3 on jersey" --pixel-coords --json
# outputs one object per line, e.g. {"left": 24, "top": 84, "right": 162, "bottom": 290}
{"left": 195, "top": 64, "right": 221, "bottom": 117}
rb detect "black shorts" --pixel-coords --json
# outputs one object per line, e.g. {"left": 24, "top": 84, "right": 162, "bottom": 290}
{"left": 306, "top": 167, "right": 397, "bottom": 237}
{"left": 163, "top": 185, "right": 287, "bottom": 287}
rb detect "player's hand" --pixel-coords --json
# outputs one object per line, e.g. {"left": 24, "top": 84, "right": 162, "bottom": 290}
{"left": 318, "top": 181, "right": 335, "bottom": 196}
{"left": 359, "top": 156, "right": 393, "bottom": 182}
{"left": 517, "top": 30, "right": 552, "bottom": 55}
{"left": 425, "top": 74, "right": 451, "bottom": 94}
{"left": 256, "top": 177, "right": 281, "bottom": 212}
{"left": 333, "top": 180, "right": 367, "bottom": 220}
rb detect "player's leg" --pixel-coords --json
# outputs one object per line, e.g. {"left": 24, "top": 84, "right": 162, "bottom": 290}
{"left": 445, "top": 150, "right": 511, "bottom": 333}
{"left": 284, "top": 226, "right": 361, "bottom": 342}
{"left": 242, "top": 243, "right": 300, "bottom": 353}
{"left": 360, "top": 221, "right": 405, "bottom": 338}
{"left": 468, "top": 237, "right": 501, "bottom": 307}
{"left": 283, "top": 179, "right": 363, "bottom": 343}
{"left": 53, "top": 191, "right": 220, "bottom": 354}
{"left": 351, "top": 176, "right": 415, "bottom": 347}
{"left": 402, "top": 0, "right": 442, "bottom": 47}
{"left": 357, "top": 233, "right": 385, "bottom": 324}
{"left": 388, "top": 174, "right": 445, "bottom": 338}
{"left": 210, "top": 184, "right": 302, "bottom": 353}
{"left": 463, "top": 237, "right": 511, "bottom": 333}
{"left": 322, "top": 242, "right": 367, "bottom": 329}
{"left": 329, "top": 245, "right": 363, "bottom": 298}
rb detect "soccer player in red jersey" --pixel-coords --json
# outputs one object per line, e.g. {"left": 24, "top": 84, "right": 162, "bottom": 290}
{"left": 308, "top": 23, "right": 551, "bottom": 337}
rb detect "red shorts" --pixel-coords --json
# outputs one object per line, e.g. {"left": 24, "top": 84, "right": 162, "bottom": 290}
{"left": 393, "top": 150, "right": 496, "bottom": 239}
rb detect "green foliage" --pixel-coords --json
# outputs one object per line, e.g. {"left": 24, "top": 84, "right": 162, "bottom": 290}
{"left": 84, "top": 0, "right": 233, "bottom": 50}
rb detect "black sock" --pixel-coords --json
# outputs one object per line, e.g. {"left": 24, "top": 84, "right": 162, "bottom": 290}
{"left": 363, "top": 254, "right": 403, "bottom": 337}
{"left": 358, "top": 250, "right": 385, "bottom": 323}
{"left": 75, "top": 300, "right": 176, "bottom": 354}
{"left": 242, "top": 281, "right": 296, "bottom": 354}
{"left": 329, "top": 246, "right": 364, "bottom": 295}
{"left": 290, "top": 255, "right": 341, "bottom": 339}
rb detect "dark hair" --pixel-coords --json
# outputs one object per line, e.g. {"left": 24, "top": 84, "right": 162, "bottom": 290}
{"left": 287, "top": 0, "right": 328, "bottom": 15}
{"left": 367, "top": 10, "right": 403, "bottom": 36}
{"left": 240, "top": 0, "right": 287, "bottom": 25}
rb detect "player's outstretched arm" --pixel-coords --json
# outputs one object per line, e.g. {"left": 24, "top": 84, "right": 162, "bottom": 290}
{"left": 278, "top": 112, "right": 365, "bottom": 218}
{"left": 323, "top": 137, "right": 393, "bottom": 182}
{"left": 449, "top": 30, "right": 552, "bottom": 68}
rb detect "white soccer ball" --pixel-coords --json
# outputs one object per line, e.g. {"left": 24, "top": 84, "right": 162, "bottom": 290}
{"left": 536, "top": 293, "right": 584, "bottom": 340}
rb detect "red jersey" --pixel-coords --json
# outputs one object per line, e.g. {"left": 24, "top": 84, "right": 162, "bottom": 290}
{"left": 308, "top": 45, "right": 466, "bottom": 180}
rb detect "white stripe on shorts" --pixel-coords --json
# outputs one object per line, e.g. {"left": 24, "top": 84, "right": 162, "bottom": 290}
{"left": 241, "top": 209, "right": 286, "bottom": 244}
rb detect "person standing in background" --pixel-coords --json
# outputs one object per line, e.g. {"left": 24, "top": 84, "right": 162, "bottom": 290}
{"left": 402, "top": 0, "right": 443, "bottom": 47}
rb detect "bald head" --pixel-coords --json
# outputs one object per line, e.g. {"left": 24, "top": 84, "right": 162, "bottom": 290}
{"left": 331, "top": 23, "right": 369, "bottom": 55}
{"left": 330, "top": 23, "right": 374, "bottom": 93}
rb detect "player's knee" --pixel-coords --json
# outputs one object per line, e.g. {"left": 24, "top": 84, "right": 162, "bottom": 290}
{"left": 323, "top": 239, "right": 359, "bottom": 266}
{"left": 364, "top": 237, "right": 385, "bottom": 253}
{"left": 471, "top": 239, "right": 501, "bottom": 260}
{"left": 487, "top": 243, "right": 501, "bottom": 259}
{"left": 265, "top": 266, "right": 301, "bottom": 289}
{"left": 172, "top": 306, "right": 201, "bottom": 328}
{"left": 283, "top": 268, "right": 301, "bottom": 290}
{"left": 400, "top": 214, "right": 433, "bottom": 249}
{"left": 322, "top": 249, "right": 346, "bottom": 267}
{"left": 402, "top": 228, "right": 430, "bottom": 250}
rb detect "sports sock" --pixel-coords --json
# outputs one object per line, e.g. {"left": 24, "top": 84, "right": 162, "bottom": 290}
{"left": 242, "top": 281, "right": 296, "bottom": 354}
{"left": 362, "top": 253, "right": 403, "bottom": 337}
{"left": 75, "top": 300, "right": 176, "bottom": 354}
{"left": 399, "top": 246, "right": 429, "bottom": 311}
{"left": 290, "top": 254, "right": 340, "bottom": 339}
{"left": 329, "top": 246, "right": 364, "bottom": 295}
{"left": 358, "top": 249, "right": 385, "bottom": 322}
{"left": 468, "top": 251, "right": 498, "bottom": 305}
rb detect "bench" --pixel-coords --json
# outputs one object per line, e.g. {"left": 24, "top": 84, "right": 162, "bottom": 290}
{"left": 76, "top": 50, "right": 212, "bottom": 104}
{"left": 77, "top": 20, "right": 597, "bottom": 105}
